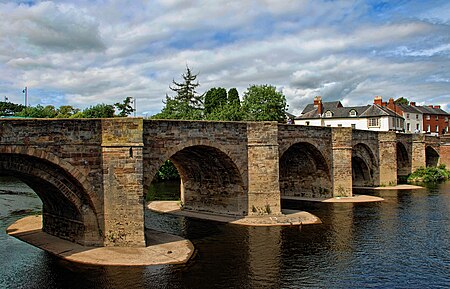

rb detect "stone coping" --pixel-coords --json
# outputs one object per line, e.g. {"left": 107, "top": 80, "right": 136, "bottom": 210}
{"left": 353, "top": 184, "right": 425, "bottom": 190}
{"left": 7, "top": 215, "right": 194, "bottom": 266}
{"left": 282, "top": 195, "right": 385, "bottom": 203}
{"left": 147, "top": 201, "right": 322, "bottom": 226}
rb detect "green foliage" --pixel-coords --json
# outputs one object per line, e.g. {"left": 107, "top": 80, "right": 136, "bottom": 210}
{"left": 407, "top": 165, "right": 449, "bottom": 183}
{"left": 241, "top": 84, "right": 287, "bottom": 122}
{"left": 227, "top": 88, "right": 240, "bottom": 107}
{"left": 204, "top": 87, "right": 227, "bottom": 114}
{"left": 15, "top": 105, "right": 58, "bottom": 118}
{"left": 155, "top": 160, "right": 180, "bottom": 181}
{"left": 152, "top": 97, "right": 203, "bottom": 120}
{"left": 169, "top": 65, "right": 203, "bottom": 108}
{"left": 82, "top": 104, "right": 115, "bottom": 118}
{"left": 56, "top": 105, "right": 80, "bottom": 118}
{"left": 394, "top": 97, "right": 409, "bottom": 105}
{"left": 0, "top": 101, "right": 25, "bottom": 116}
{"left": 115, "top": 97, "right": 135, "bottom": 117}
{"left": 205, "top": 103, "right": 244, "bottom": 121}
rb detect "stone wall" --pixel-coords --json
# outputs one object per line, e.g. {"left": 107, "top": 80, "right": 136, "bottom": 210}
{"left": 378, "top": 132, "right": 398, "bottom": 186}
{"left": 331, "top": 128, "right": 352, "bottom": 197}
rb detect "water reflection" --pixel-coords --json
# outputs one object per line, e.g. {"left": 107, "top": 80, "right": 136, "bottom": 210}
{"left": 1, "top": 177, "right": 449, "bottom": 288}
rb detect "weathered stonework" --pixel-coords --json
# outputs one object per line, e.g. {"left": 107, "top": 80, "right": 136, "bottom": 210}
{"left": 0, "top": 118, "right": 445, "bottom": 247}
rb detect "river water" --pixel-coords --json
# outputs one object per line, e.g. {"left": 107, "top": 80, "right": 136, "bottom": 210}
{"left": 0, "top": 177, "right": 449, "bottom": 289}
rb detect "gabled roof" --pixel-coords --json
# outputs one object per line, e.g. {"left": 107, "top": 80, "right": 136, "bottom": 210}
{"left": 301, "top": 101, "right": 342, "bottom": 114}
{"left": 414, "top": 106, "right": 449, "bottom": 115}
{"left": 397, "top": 104, "right": 422, "bottom": 114}
{"left": 295, "top": 103, "right": 403, "bottom": 120}
{"left": 360, "top": 104, "right": 401, "bottom": 118}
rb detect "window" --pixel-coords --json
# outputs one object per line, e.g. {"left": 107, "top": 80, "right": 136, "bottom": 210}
{"left": 325, "top": 111, "right": 333, "bottom": 118}
{"left": 351, "top": 124, "right": 356, "bottom": 129}
{"left": 436, "top": 116, "right": 439, "bottom": 121}
{"left": 327, "top": 124, "right": 331, "bottom": 127}
{"left": 426, "top": 115, "right": 430, "bottom": 120}
{"left": 306, "top": 121, "right": 310, "bottom": 126}
{"left": 407, "top": 123, "right": 410, "bottom": 132}
{"left": 368, "top": 118, "right": 379, "bottom": 127}
{"left": 436, "top": 125, "right": 439, "bottom": 133}
{"left": 416, "top": 123, "right": 420, "bottom": 131}
{"left": 427, "top": 125, "right": 430, "bottom": 132}
{"left": 406, "top": 113, "right": 410, "bottom": 119}
{"left": 349, "top": 110, "right": 357, "bottom": 117}
{"left": 416, "top": 114, "right": 419, "bottom": 120}
{"left": 338, "top": 124, "right": 342, "bottom": 127}
{"left": 446, "top": 117, "right": 448, "bottom": 122}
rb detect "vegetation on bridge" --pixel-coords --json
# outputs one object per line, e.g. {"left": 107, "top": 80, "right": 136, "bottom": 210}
{"left": 407, "top": 164, "right": 450, "bottom": 183}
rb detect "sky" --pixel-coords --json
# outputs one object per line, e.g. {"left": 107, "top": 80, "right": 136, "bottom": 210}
{"left": 0, "top": 0, "right": 449, "bottom": 116}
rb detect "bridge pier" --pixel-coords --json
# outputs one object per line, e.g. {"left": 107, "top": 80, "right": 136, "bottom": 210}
{"left": 331, "top": 128, "right": 353, "bottom": 197}
{"left": 102, "top": 119, "right": 146, "bottom": 247}
{"left": 247, "top": 122, "right": 281, "bottom": 215}
{"left": 411, "top": 134, "right": 426, "bottom": 171}
{"left": 378, "top": 132, "right": 397, "bottom": 186}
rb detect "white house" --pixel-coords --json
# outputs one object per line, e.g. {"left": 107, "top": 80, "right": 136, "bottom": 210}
{"left": 295, "top": 96, "right": 404, "bottom": 131}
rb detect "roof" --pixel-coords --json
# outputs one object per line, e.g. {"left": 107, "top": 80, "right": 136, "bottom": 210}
{"left": 397, "top": 104, "right": 422, "bottom": 114}
{"left": 301, "top": 101, "right": 342, "bottom": 114}
{"left": 295, "top": 103, "right": 403, "bottom": 120}
{"left": 414, "top": 106, "right": 449, "bottom": 115}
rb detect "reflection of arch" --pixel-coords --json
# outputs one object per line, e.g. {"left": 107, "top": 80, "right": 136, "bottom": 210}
{"left": 0, "top": 153, "right": 101, "bottom": 246}
{"left": 397, "top": 142, "right": 411, "bottom": 177}
{"left": 352, "top": 143, "right": 376, "bottom": 187}
{"left": 426, "top": 146, "right": 439, "bottom": 167}
{"left": 149, "top": 145, "right": 246, "bottom": 216}
{"left": 279, "top": 142, "right": 331, "bottom": 198}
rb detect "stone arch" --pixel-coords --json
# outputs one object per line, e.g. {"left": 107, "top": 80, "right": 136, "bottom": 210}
{"left": 426, "top": 146, "right": 440, "bottom": 167}
{"left": 147, "top": 145, "right": 247, "bottom": 216}
{"left": 397, "top": 142, "right": 411, "bottom": 178}
{"left": 0, "top": 151, "right": 102, "bottom": 246}
{"left": 279, "top": 142, "right": 332, "bottom": 198}
{"left": 352, "top": 143, "right": 377, "bottom": 187}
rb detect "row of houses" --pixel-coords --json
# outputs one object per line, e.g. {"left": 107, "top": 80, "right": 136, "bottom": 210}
{"left": 294, "top": 96, "right": 449, "bottom": 135}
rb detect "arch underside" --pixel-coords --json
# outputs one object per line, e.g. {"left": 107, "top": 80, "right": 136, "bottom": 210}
{"left": 397, "top": 142, "right": 411, "bottom": 177}
{"left": 426, "top": 146, "right": 439, "bottom": 167}
{"left": 0, "top": 154, "right": 101, "bottom": 245}
{"left": 168, "top": 145, "right": 247, "bottom": 216}
{"left": 352, "top": 144, "right": 376, "bottom": 187}
{"left": 279, "top": 143, "right": 332, "bottom": 198}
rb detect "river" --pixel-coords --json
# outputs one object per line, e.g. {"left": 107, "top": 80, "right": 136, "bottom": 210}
{"left": 0, "top": 177, "right": 449, "bottom": 288}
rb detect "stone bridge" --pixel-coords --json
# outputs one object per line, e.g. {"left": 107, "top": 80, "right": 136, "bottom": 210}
{"left": 0, "top": 118, "right": 445, "bottom": 248}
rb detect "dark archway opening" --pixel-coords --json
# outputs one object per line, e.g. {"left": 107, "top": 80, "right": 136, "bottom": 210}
{"left": 397, "top": 142, "right": 411, "bottom": 182}
{"left": 426, "top": 146, "right": 439, "bottom": 167}
{"left": 279, "top": 142, "right": 331, "bottom": 198}
{"left": 352, "top": 143, "right": 376, "bottom": 187}
{"left": 0, "top": 154, "right": 100, "bottom": 245}
{"left": 147, "top": 145, "right": 246, "bottom": 216}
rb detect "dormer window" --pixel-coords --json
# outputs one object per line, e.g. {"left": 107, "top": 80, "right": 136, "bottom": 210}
{"left": 349, "top": 110, "right": 357, "bottom": 117}
{"left": 325, "top": 111, "right": 333, "bottom": 118}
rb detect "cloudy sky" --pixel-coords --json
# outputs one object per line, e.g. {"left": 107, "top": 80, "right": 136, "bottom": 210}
{"left": 1, "top": 0, "right": 449, "bottom": 116}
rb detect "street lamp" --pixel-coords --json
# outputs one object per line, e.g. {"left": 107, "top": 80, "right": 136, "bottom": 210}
{"left": 22, "top": 86, "right": 28, "bottom": 106}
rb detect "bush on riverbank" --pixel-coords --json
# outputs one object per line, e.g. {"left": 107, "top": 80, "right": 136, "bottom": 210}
{"left": 407, "top": 164, "right": 449, "bottom": 183}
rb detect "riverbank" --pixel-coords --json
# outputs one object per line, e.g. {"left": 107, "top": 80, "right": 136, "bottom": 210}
{"left": 147, "top": 201, "right": 321, "bottom": 226}
{"left": 282, "top": 194, "right": 384, "bottom": 203}
{"left": 6, "top": 215, "right": 194, "bottom": 266}
{"left": 354, "top": 184, "right": 425, "bottom": 190}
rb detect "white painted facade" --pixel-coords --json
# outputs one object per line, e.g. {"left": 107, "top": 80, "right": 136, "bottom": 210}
{"left": 295, "top": 115, "right": 404, "bottom": 132}
{"left": 402, "top": 111, "right": 422, "bottom": 133}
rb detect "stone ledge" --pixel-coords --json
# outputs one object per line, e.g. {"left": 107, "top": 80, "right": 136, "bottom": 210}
{"left": 282, "top": 195, "right": 384, "bottom": 203}
{"left": 147, "top": 201, "right": 321, "bottom": 226}
{"left": 7, "top": 215, "right": 194, "bottom": 266}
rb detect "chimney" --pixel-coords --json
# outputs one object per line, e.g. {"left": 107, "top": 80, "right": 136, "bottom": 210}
{"left": 410, "top": 101, "right": 416, "bottom": 106}
{"left": 434, "top": 105, "right": 441, "bottom": 109}
{"left": 387, "top": 98, "right": 395, "bottom": 111}
{"left": 428, "top": 105, "right": 433, "bottom": 108}
{"left": 314, "top": 96, "right": 323, "bottom": 115}
{"left": 374, "top": 96, "right": 383, "bottom": 106}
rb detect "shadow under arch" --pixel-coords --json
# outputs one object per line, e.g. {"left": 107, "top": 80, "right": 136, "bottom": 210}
{"left": 279, "top": 142, "right": 332, "bottom": 198}
{"left": 352, "top": 143, "right": 376, "bottom": 187}
{"left": 426, "top": 146, "right": 439, "bottom": 167}
{"left": 0, "top": 153, "right": 102, "bottom": 246}
{"left": 397, "top": 142, "right": 411, "bottom": 178}
{"left": 148, "top": 145, "right": 247, "bottom": 216}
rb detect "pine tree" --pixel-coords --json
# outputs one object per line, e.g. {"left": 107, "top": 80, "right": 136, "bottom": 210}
{"left": 169, "top": 65, "right": 203, "bottom": 108}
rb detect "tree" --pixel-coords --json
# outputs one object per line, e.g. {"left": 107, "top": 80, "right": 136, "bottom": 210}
{"left": 169, "top": 65, "right": 203, "bottom": 108}
{"left": 0, "top": 101, "right": 25, "bottom": 116}
{"left": 152, "top": 66, "right": 204, "bottom": 120}
{"left": 82, "top": 104, "right": 115, "bottom": 118}
{"left": 204, "top": 87, "right": 227, "bottom": 114}
{"left": 394, "top": 97, "right": 409, "bottom": 105}
{"left": 241, "top": 84, "right": 287, "bottom": 122}
{"left": 15, "top": 105, "right": 58, "bottom": 118}
{"left": 56, "top": 105, "right": 80, "bottom": 118}
{"left": 228, "top": 88, "right": 240, "bottom": 107}
{"left": 115, "top": 97, "right": 135, "bottom": 117}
